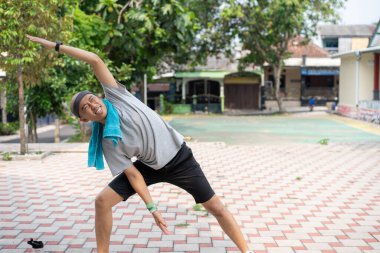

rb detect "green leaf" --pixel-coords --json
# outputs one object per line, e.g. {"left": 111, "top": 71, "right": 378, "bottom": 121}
{"left": 162, "top": 4, "right": 172, "bottom": 15}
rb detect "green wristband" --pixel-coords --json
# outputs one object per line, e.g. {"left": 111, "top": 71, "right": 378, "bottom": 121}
{"left": 146, "top": 202, "right": 158, "bottom": 213}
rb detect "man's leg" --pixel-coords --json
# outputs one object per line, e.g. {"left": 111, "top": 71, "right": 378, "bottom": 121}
{"left": 162, "top": 143, "right": 251, "bottom": 252}
{"left": 202, "top": 195, "right": 249, "bottom": 253}
{"left": 95, "top": 186, "right": 123, "bottom": 253}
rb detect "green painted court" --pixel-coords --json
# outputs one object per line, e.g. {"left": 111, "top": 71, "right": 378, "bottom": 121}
{"left": 169, "top": 114, "right": 380, "bottom": 145}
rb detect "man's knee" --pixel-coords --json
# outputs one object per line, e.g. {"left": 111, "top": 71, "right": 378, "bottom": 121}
{"left": 95, "top": 194, "right": 109, "bottom": 210}
{"left": 202, "top": 196, "right": 227, "bottom": 217}
{"left": 95, "top": 187, "right": 123, "bottom": 210}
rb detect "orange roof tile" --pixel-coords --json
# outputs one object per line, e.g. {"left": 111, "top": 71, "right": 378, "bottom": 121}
{"left": 288, "top": 37, "right": 329, "bottom": 58}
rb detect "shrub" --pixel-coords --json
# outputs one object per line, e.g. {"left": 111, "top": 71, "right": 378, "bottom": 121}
{"left": 0, "top": 122, "right": 19, "bottom": 135}
{"left": 163, "top": 99, "right": 173, "bottom": 114}
{"left": 2, "top": 152, "right": 12, "bottom": 161}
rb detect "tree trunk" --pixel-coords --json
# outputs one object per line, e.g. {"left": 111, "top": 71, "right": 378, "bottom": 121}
{"left": 273, "top": 64, "right": 284, "bottom": 112}
{"left": 32, "top": 113, "right": 38, "bottom": 143}
{"left": 28, "top": 112, "right": 37, "bottom": 143}
{"left": 54, "top": 118, "right": 60, "bottom": 143}
{"left": 1, "top": 89, "right": 6, "bottom": 123}
{"left": 17, "top": 65, "right": 27, "bottom": 154}
{"left": 81, "top": 121, "right": 87, "bottom": 142}
{"left": 139, "top": 81, "right": 147, "bottom": 105}
{"left": 27, "top": 122, "right": 32, "bottom": 142}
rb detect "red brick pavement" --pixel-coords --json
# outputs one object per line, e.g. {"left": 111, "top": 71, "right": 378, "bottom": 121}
{"left": 0, "top": 142, "right": 380, "bottom": 253}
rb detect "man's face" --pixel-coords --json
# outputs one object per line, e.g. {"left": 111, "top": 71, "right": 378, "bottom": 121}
{"left": 78, "top": 94, "right": 107, "bottom": 122}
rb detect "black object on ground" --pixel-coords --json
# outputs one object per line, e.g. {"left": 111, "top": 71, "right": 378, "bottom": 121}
{"left": 27, "top": 238, "right": 44, "bottom": 249}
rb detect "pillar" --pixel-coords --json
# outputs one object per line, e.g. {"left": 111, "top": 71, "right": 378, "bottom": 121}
{"left": 219, "top": 80, "right": 225, "bottom": 112}
{"left": 374, "top": 53, "right": 379, "bottom": 100}
{"left": 182, "top": 80, "right": 187, "bottom": 103}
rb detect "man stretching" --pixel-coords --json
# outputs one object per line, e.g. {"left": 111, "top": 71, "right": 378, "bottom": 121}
{"left": 26, "top": 34, "right": 253, "bottom": 253}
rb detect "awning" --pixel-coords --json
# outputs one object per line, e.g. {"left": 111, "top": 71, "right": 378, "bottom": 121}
{"left": 148, "top": 83, "right": 170, "bottom": 92}
{"left": 175, "top": 71, "right": 232, "bottom": 79}
{"left": 175, "top": 70, "right": 262, "bottom": 79}
{"left": 331, "top": 45, "right": 380, "bottom": 58}
{"left": 301, "top": 67, "right": 340, "bottom": 76}
{"left": 131, "top": 83, "right": 170, "bottom": 92}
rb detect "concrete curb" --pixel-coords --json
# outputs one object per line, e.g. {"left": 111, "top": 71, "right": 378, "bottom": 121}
{"left": 0, "top": 124, "right": 66, "bottom": 142}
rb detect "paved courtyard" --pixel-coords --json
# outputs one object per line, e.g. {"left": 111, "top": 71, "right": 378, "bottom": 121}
{"left": 1, "top": 114, "right": 380, "bottom": 253}
{"left": 169, "top": 113, "right": 380, "bottom": 145}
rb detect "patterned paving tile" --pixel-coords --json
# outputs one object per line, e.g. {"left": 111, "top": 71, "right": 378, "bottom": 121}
{"left": 0, "top": 142, "right": 379, "bottom": 252}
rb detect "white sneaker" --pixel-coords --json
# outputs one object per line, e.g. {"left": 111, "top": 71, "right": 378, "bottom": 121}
{"left": 246, "top": 251, "right": 254, "bottom": 253}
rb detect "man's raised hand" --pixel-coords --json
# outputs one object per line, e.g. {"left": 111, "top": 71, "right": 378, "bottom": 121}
{"left": 26, "top": 35, "right": 55, "bottom": 49}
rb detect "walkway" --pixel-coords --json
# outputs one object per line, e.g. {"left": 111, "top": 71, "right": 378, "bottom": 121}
{"left": 1, "top": 140, "right": 380, "bottom": 252}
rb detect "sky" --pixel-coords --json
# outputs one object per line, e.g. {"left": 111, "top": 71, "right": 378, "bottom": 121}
{"left": 338, "top": 0, "right": 380, "bottom": 25}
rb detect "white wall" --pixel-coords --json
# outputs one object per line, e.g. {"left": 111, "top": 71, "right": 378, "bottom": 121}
{"left": 360, "top": 53, "right": 375, "bottom": 101}
{"left": 339, "top": 55, "right": 357, "bottom": 106}
{"left": 339, "top": 53, "right": 375, "bottom": 107}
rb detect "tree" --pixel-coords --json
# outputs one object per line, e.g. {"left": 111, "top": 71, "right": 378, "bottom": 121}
{"left": 25, "top": 68, "right": 67, "bottom": 143}
{"left": 0, "top": 0, "right": 72, "bottom": 153}
{"left": 218, "top": 0, "right": 346, "bottom": 112}
{"left": 77, "top": 0, "right": 221, "bottom": 101}
{"left": 49, "top": 0, "right": 222, "bottom": 106}
{"left": 108, "top": 0, "right": 201, "bottom": 92}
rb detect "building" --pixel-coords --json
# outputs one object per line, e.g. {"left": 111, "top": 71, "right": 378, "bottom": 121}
{"left": 155, "top": 54, "right": 262, "bottom": 113}
{"left": 317, "top": 24, "right": 376, "bottom": 54}
{"left": 369, "top": 21, "right": 380, "bottom": 47}
{"left": 331, "top": 20, "right": 380, "bottom": 123}
{"left": 263, "top": 37, "right": 340, "bottom": 109}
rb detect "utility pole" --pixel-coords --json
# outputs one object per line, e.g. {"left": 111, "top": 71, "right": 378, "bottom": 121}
{"left": 143, "top": 74, "right": 147, "bottom": 105}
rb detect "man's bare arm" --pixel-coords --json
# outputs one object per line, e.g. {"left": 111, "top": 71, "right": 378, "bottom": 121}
{"left": 124, "top": 165, "right": 154, "bottom": 204}
{"left": 26, "top": 35, "right": 117, "bottom": 87}
{"left": 124, "top": 166, "right": 170, "bottom": 234}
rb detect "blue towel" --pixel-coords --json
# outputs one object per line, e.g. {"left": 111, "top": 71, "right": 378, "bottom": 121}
{"left": 88, "top": 99, "right": 122, "bottom": 170}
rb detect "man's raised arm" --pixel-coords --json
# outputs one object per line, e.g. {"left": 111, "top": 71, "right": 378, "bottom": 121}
{"left": 26, "top": 35, "right": 117, "bottom": 87}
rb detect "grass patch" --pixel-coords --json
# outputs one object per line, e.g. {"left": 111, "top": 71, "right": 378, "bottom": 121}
{"left": 318, "top": 138, "right": 329, "bottom": 145}
{"left": 192, "top": 204, "right": 205, "bottom": 211}
{"left": 192, "top": 204, "right": 209, "bottom": 216}
{"left": 175, "top": 223, "right": 190, "bottom": 227}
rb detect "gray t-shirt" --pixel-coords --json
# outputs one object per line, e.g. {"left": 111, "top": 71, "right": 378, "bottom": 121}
{"left": 101, "top": 83, "right": 184, "bottom": 176}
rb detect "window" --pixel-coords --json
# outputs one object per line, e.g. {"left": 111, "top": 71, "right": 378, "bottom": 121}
{"left": 268, "top": 75, "right": 286, "bottom": 89}
{"left": 305, "top": 76, "right": 334, "bottom": 88}
{"left": 323, "top": 38, "right": 338, "bottom": 49}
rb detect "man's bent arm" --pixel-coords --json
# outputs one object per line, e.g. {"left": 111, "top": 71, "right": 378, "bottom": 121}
{"left": 124, "top": 166, "right": 154, "bottom": 204}
{"left": 124, "top": 166, "right": 170, "bottom": 234}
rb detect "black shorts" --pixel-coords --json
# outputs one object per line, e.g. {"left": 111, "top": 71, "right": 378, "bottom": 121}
{"left": 108, "top": 143, "right": 215, "bottom": 204}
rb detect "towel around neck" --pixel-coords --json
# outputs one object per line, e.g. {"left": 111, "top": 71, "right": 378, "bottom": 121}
{"left": 88, "top": 99, "right": 122, "bottom": 170}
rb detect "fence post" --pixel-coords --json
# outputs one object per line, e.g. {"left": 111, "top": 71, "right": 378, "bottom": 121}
{"left": 220, "top": 95, "right": 224, "bottom": 113}
{"left": 159, "top": 94, "right": 165, "bottom": 114}
{"left": 192, "top": 95, "right": 197, "bottom": 112}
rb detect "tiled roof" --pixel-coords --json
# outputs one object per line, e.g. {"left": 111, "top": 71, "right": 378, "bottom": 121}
{"left": 369, "top": 20, "right": 380, "bottom": 47}
{"left": 319, "top": 24, "right": 375, "bottom": 37}
{"left": 288, "top": 37, "right": 330, "bottom": 57}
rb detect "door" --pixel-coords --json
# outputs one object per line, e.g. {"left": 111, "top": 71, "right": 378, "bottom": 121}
{"left": 225, "top": 84, "right": 259, "bottom": 109}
